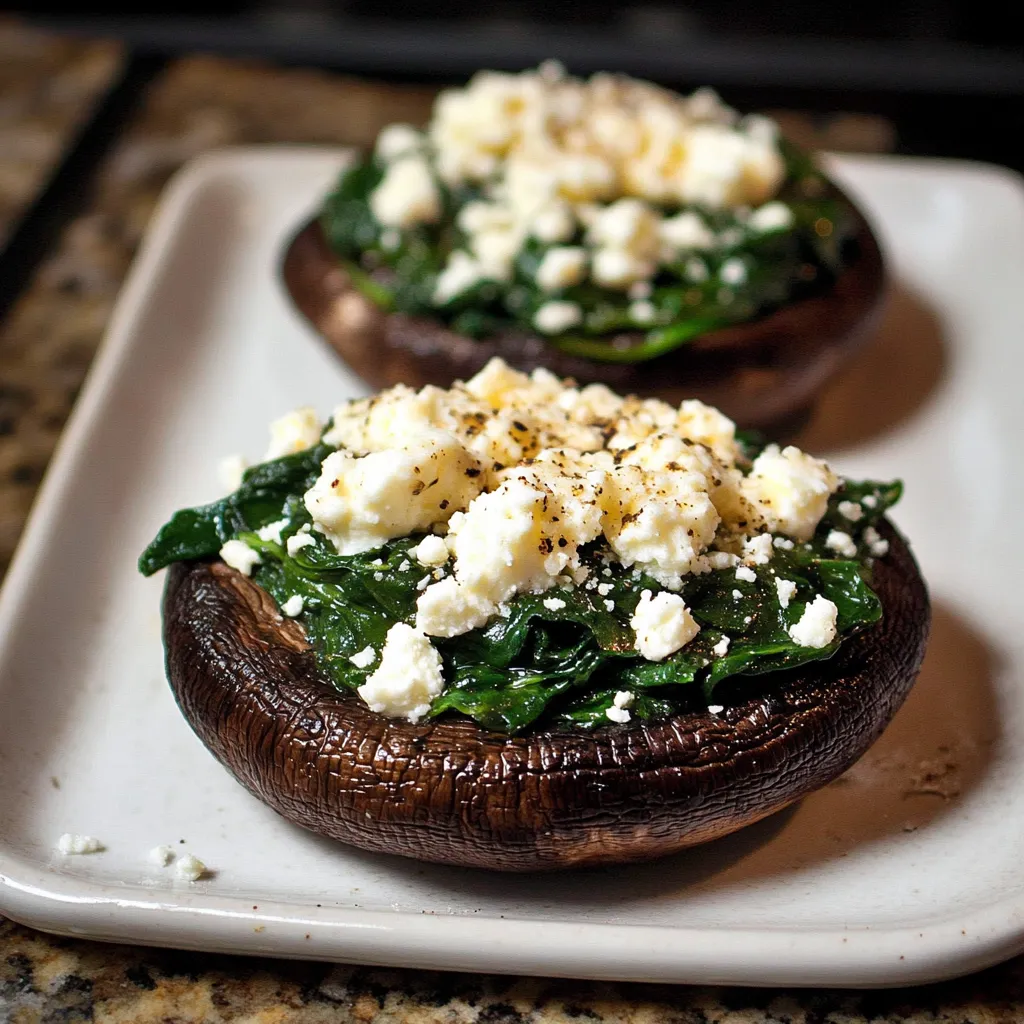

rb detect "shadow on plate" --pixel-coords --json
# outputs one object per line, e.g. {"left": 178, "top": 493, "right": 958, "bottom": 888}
{"left": 326, "top": 600, "right": 1000, "bottom": 907}
{"left": 794, "top": 281, "right": 948, "bottom": 454}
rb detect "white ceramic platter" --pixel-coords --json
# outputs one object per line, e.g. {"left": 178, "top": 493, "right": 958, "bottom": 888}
{"left": 1, "top": 149, "right": 1022, "bottom": 987}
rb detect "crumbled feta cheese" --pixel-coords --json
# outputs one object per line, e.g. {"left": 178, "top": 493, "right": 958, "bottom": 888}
{"left": 826, "top": 530, "right": 858, "bottom": 558}
{"left": 398, "top": 559, "right": 411, "bottom": 572}
{"left": 613, "top": 690, "right": 634, "bottom": 709}
{"left": 776, "top": 578, "right": 797, "bottom": 609}
{"left": 605, "top": 705, "right": 632, "bottom": 724}
{"left": 712, "top": 636, "right": 730, "bottom": 657}
{"left": 748, "top": 200, "right": 794, "bottom": 232}
{"left": 788, "top": 595, "right": 839, "bottom": 649}
{"left": 280, "top": 595, "right": 304, "bottom": 617}
{"left": 305, "top": 440, "right": 482, "bottom": 555}
{"left": 286, "top": 527, "right": 315, "bottom": 556}
{"left": 742, "top": 533, "right": 774, "bottom": 565}
{"left": 543, "top": 596, "right": 567, "bottom": 611}
{"left": 433, "top": 250, "right": 485, "bottom": 305}
{"left": 630, "top": 589, "right": 700, "bottom": 661}
{"left": 862, "top": 495, "right": 878, "bottom": 509}
{"left": 863, "top": 525, "right": 890, "bottom": 557}
{"left": 257, "top": 519, "right": 288, "bottom": 545}
{"left": 741, "top": 444, "right": 839, "bottom": 541}
{"left": 220, "top": 539, "right": 261, "bottom": 576}
{"left": 597, "top": 582, "right": 614, "bottom": 597}
{"left": 375, "top": 123, "right": 424, "bottom": 162}
{"left": 536, "top": 247, "right": 588, "bottom": 292}
{"left": 265, "top": 408, "right": 321, "bottom": 460}
{"left": 628, "top": 299, "right": 657, "bottom": 324}
{"left": 348, "top": 645, "right": 376, "bottom": 669}
{"left": 414, "top": 534, "right": 450, "bottom": 567}
{"left": 732, "top": 589, "right": 743, "bottom": 600}
{"left": 707, "top": 704, "right": 724, "bottom": 714}
{"left": 358, "top": 623, "right": 445, "bottom": 721}
{"left": 218, "top": 454, "right": 248, "bottom": 492}
{"left": 659, "top": 211, "right": 714, "bottom": 251}
{"left": 591, "top": 247, "right": 653, "bottom": 289}
{"left": 56, "top": 834, "right": 103, "bottom": 855}
{"left": 604, "top": 599, "right": 616, "bottom": 612}
{"left": 772, "top": 535, "right": 795, "bottom": 550}
{"left": 837, "top": 500, "right": 864, "bottom": 522}
{"left": 706, "top": 550, "right": 739, "bottom": 570}
{"left": 149, "top": 845, "right": 175, "bottom": 867}
{"left": 735, "top": 565, "right": 756, "bottom": 583}
{"left": 369, "top": 154, "right": 441, "bottom": 229}
{"left": 719, "top": 257, "right": 747, "bottom": 285}
{"left": 175, "top": 852, "right": 207, "bottom": 882}
{"left": 534, "top": 300, "right": 583, "bottom": 334}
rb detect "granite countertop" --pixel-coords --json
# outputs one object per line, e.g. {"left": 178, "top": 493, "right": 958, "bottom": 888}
{"left": 0, "top": 40, "right": 1020, "bottom": 1023}
{"left": 0, "top": 20, "right": 122, "bottom": 248}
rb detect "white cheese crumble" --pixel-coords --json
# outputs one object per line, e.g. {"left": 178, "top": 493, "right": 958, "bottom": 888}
{"left": 748, "top": 201, "right": 794, "bottom": 232}
{"left": 719, "top": 257, "right": 747, "bottom": 285}
{"left": 414, "top": 534, "right": 450, "bottom": 567}
{"left": 257, "top": 519, "right": 288, "bottom": 545}
{"left": 265, "top": 408, "right": 321, "bottom": 460}
{"left": 741, "top": 444, "right": 838, "bottom": 541}
{"left": 536, "top": 246, "right": 588, "bottom": 292}
{"left": 434, "top": 250, "right": 486, "bottom": 304}
{"left": 219, "top": 539, "right": 261, "bottom": 576}
{"left": 218, "top": 453, "right": 249, "bottom": 491}
{"left": 349, "top": 645, "right": 377, "bottom": 668}
{"left": 286, "top": 525, "right": 315, "bottom": 556}
{"left": 863, "top": 525, "right": 890, "bottom": 557}
{"left": 732, "top": 589, "right": 743, "bottom": 600}
{"left": 837, "top": 500, "right": 864, "bottom": 522}
{"left": 825, "top": 530, "right": 857, "bottom": 558}
{"left": 149, "top": 845, "right": 175, "bottom": 867}
{"left": 735, "top": 565, "right": 756, "bottom": 583}
{"left": 776, "top": 578, "right": 798, "bottom": 610}
{"left": 707, "top": 704, "right": 725, "bottom": 714}
{"left": 742, "top": 533, "right": 774, "bottom": 565}
{"left": 534, "top": 300, "right": 583, "bottom": 334}
{"left": 712, "top": 636, "right": 730, "bottom": 657}
{"left": 605, "top": 690, "right": 635, "bottom": 724}
{"left": 358, "top": 623, "right": 445, "bottom": 722}
{"left": 630, "top": 589, "right": 700, "bottom": 661}
{"left": 788, "top": 595, "right": 839, "bottom": 649}
{"left": 543, "top": 596, "right": 567, "bottom": 611}
{"left": 628, "top": 299, "right": 657, "bottom": 324}
{"left": 175, "top": 852, "right": 208, "bottom": 882}
{"left": 370, "top": 154, "right": 441, "bottom": 230}
{"left": 280, "top": 595, "right": 304, "bottom": 617}
{"left": 56, "top": 834, "right": 104, "bottom": 855}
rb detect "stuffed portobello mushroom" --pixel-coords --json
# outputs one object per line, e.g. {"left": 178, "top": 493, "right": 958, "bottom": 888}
{"left": 141, "top": 361, "right": 927, "bottom": 870}
{"left": 283, "top": 63, "right": 885, "bottom": 432}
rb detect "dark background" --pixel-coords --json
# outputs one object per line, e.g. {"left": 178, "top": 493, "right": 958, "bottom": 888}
{"left": 9, "top": 1, "right": 1024, "bottom": 169}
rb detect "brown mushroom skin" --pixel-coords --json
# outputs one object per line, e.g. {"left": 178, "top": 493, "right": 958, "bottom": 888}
{"left": 163, "top": 520, "right": 928, "bottom": 871}
{"left": 281, "top": 195, "right": 885, "bottom": 433}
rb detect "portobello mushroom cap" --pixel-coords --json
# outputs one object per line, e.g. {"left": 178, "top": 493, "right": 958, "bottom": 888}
{"left": 281, "top": 189, "right": 885, "bottom": 433}
{"left": 163, "top": 519, "right": 928, "bottom": 871}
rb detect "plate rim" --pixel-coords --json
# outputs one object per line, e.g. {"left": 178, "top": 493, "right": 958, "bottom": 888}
{"left": 2, "top": 146, "right": 1023, "bottom": 987}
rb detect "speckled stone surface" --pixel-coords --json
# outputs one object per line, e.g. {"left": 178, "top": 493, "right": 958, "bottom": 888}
{"left": 0, "top": 20, "right": 122, "bottom": 247}
{"left": 1, "top": 50, "right": 1019, "bottom": 1023}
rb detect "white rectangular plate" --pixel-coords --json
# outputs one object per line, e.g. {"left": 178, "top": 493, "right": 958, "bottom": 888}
{"left": 1, "top": 149, "right": 1023, "bottom": 987}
